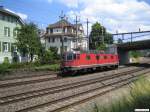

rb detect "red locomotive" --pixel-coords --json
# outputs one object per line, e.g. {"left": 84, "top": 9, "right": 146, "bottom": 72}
{"left": 60, "top": 45, "right": 119, "bottom": 74}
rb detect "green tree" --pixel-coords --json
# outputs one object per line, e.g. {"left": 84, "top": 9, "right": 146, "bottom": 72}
{"left": 89, "top": 22, "right": 113, "bottom": 50}
{"left": 16, "top": 23, "right": 42, "bottom": 62}
{"left": 97, "top": 43, "right": 107, "bottom": 50}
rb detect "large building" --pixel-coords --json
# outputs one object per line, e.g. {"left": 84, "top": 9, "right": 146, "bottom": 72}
{"left": 0, "top": 6, "right": 24, "bottom": 63}
{"left": 45, "top": 18, "right": 88, "bottom": 54}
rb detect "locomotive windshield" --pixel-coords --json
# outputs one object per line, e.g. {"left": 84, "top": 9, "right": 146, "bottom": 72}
{"left": 63, "top": 52, "right": 80, "bottom": 61}
{"left": 67, "top": 53, "right": 73, "bottom": 60}
{"left": 63, "top": 53, "right": 74, "bottom": 61}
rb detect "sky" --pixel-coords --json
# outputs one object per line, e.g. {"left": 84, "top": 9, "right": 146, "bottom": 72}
{"left": 0, "top": 0, "right": 150, "bottom": 36}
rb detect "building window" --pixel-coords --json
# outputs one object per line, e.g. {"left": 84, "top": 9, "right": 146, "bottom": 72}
{"left": 64, "top": 46, "right": 67, "bottom": 51}
{"left": 4, "top": 27, "right": 10, "bottom": 37}
{"left": 13, "top": 29, "right": 17, "bottom": 37}
{"left": 3, "top": 42, "right": 8, "bottom": 52}
{"left": 52, "top": 38, "right": 55, "bottom": 42}
{"left": 50, "top": 29, "right": 53, "bottom": 33}
{"left": 2, "top": 15, "right": 5, "bottom": 20}
{"left": 11, "top": 17, "right": 13, "bottom": 23}
{"left": 11, "top": 44, "right": 17, "bottom": 52}
{"left": 7, "top": 16, "right": 10, "bottom": 22}
{"left": 48, "top": 37, "right": 51, "bottom": 43}
{"left": 64, "top": 37, "right": 67, "bottom": 42}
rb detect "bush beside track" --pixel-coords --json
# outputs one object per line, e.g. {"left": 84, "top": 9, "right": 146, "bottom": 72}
{"left": 84, "top": 77, "right": 150, "bottom": 112}
{"left": 0, "top": 62, "right": 60, "bottom": 77}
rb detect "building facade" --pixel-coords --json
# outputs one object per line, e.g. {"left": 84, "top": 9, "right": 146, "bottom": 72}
{"left": 0, "top": 6, "right": 23, "bottom": 63}
{"left": 45, "top": 19, "right": 88, "bottom": 54}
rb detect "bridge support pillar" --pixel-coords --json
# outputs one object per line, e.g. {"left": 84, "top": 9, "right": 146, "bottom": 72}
{"left": 118, "top": 50, "right": 130, "bottom": 65}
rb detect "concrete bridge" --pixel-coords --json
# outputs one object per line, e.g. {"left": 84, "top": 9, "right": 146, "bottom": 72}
{"left": 113, "top": 30, "right": 150, "bottom": 64}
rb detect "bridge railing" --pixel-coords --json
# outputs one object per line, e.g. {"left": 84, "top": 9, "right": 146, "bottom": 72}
{"left": 112, "top": 30, "right": 150, "bottom": 44}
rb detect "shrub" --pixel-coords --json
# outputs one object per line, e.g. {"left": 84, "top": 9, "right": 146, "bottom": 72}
{"left": 0, "top": 64, "right": 10, "bottom": 74}
{"left": 40, "top": 47, "right": 60, "bottom": 64}
{"left": 129, "top": 51, "right": 141, "bottom": 58}
{"left": 84, "top": 78, "right": 150, "bottom": 112}
{"left": 3, "top": 57, "right": 10, "bottom": 64}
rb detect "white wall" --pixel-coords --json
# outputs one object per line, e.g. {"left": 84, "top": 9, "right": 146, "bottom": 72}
{"left": 53, "top": 28, "right": 63, "bottom": 34}
{"left": 45, "top": 36, "right": 88, "bottom": 54}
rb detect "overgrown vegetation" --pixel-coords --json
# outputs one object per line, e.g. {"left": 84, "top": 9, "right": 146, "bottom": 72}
{"left": 0, "top": 62, "right": 60, "bottom": 74}
{"left": 84, "top": 78, "right": 150, "bottom": 112}
{"left": 129, "top": 51, "right": 142, "bottom": 58}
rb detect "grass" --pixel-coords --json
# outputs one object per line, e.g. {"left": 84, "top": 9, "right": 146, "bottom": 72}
{"left": 0, "top": 62, "right": 60, "bottom": 75}
{"left": 34, "top": 64, "right": 60, "bottom": 71}
{"left": 83, "top": 77, "right": 150, "bottom": 112}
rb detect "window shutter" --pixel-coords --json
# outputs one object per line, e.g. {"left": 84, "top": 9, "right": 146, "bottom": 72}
{"left": 8, "top": 28, "right": 10, "bottom": 37}
{"left": 11, "top": 44, "right": 14, "bottom": 52}
{"left": 2, "top": 42, "right": 5, "bottom": 52}
{"left": 8, "top": 43, "right": 11, "bottom": 52}
{"left": 0, "top": 42, "right": 1, "bottom": 52}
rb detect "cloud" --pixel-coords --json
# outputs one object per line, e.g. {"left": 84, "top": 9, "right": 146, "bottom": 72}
{"left": 58, "top": 0, "right": 79, "bottom": 8}
{"left": 47, "top": 0, "right": 53, "bottom": 3}
{"left": 59, "top": 0, "right": 150, "bottom": 34}
{"left": 5, "top": 8, "right": 28, "bottom": 20}
{"left": 16, "top": 12, "right": 28, "bottom": 20}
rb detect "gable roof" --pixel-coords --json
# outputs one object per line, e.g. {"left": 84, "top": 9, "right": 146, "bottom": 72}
{"left": 48, "top": 19, "right": 75, "bottom": 28}
{"left": 0, "top": 6, "right": 24, "bottom": 25}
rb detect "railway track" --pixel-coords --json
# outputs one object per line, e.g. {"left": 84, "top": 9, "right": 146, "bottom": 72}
{"left": 0, "top": 73, "right": 58, "bottom": 89}
{"left": 16, "top": 68, "right": 150, "bottom": 112}
{"left": 0, "top": 65, "right": 135, "bottom": 89}
{"left": 0, "top": 71, "right": 58, "bottom": 81}
{"left": 0, "top": 66, "right": 137, "bottom": 98}
{"left": 0, "top": 66, "right": 130, "bottom": 90}
{"left": 0, "top": 65, "right": 150, "bottom": 112}
{"left": 0, "top": 67, "right": 145, "bottom": 105}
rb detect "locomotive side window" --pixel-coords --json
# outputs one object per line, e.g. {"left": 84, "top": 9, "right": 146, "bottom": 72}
{"left": 86, "top": 55, "right": 91, "bottom": 60}
{"left": 96, "top": 55, "right": 99, "bottom": 60}
{"left": 77, "top": 54, "right": 80, "bottom": 60}
{"left": 111, "top": 56, "right": 114, "bottom": 59}
{"left": 104, "top": 56, "right": 107, "bottom": 59}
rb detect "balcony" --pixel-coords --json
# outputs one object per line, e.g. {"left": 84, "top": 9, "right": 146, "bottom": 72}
{"left": 45, "top": 32, "right": 77, "bottom": 37}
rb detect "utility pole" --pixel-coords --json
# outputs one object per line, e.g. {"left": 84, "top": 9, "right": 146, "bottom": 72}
{"left": 101, "top": 26, "right": 104, "bottom": 44}
{"left": 75, "top": 15, "right": 80, "bottom": 49}
{"left": 131, "top": 32, "right": 133, "bottom": 42}
{"left": 59, "top": 11, "right": 65, "bottom": 57}
{"left": 86, "top": 18, "right": 90, "bottom": 50}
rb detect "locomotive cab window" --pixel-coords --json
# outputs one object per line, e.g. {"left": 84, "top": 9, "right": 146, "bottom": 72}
{"left": 86, "top": 55, "right": 91, "bottom": 60}
{"left": 73, "top": 54, "right": 76, "bottom": 60}
{"left": 67, "top": 53, "right": 73, "bottom": 61}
